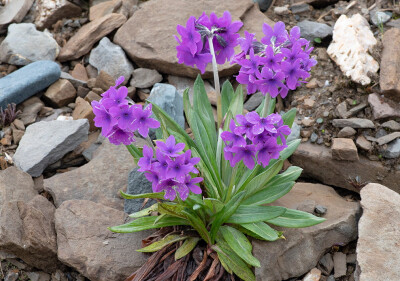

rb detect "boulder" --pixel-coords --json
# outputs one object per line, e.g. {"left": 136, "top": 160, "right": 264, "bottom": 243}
{"left": 327, "top": 14, "right": 378, "bottom": 85}
{"left": 0, "top": 60, "right": 60, "bottom": 110}
{"left": 55, "top": 200, "right": 150, "bottom": 281}
{"left": 44, "top": 139, "right": 142, "bottom": 211}
{"left": 253, "top": 182, "right": 360, "bottom": 281}
{"left": 0, "top": 23, "right": 60, "bottom": 65}
{"left": 89, "top": 37, "right": 134, "bottom": 80}
{"left": 357, "top": 183, "right": 400, "bottom": 281}
{"left": 0, "top": 0, "right": 34, "bottom": 33}
{"left": 58, "top": 13, "right": 127, "bottom": 62}
{"left": 14, "top": 119, "right": 89, "bottom": 177}
{"left": 35, "top": 0, "right": 82, "bottom": 29}
{"left": 113, "top": 0, "right": 274, "bottom": 78}
{"left": 291, "top": 142, "right": 400, "bottom": 193}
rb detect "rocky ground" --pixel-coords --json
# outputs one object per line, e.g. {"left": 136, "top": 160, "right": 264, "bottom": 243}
{"left": 0, "top": 0, "right": 399, "bottom": 280}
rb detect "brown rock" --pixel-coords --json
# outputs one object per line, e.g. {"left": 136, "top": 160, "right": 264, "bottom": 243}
{"left": 291, "top": 142, "right": 400, "bottom": 193}
{"left": 84, "top": 91, "right": 101, "bottom": 103}
{"left": 337, "top": 127, "right": 356, "bottom": 138}
{"left": 35, "top": 0, "right": 82, "bottom": 29}
{"left": 303, "top": 98, "right": 315, "bottom": 109}
{"left": 89, "top": 0, "right": 122, "bottom": 21}
{"left": 335, "top": 101, "right": 347, "bottom": 119}
{"left": 43, "top": 79, "right": 77, "bottom": 108}
{"left": 302, "top": 268, "right": 321, "bottom": 281}
{"left": 0, "top": 0, "right": 34, "bottom": 33}
{"left": 254, "top": 182, "right": 360, "bottom": 281}
{"left": 302, "top": 118, "right": 315, "bottom": 127}
{"left": 305, "top": 78, "right": 318, "bottom": 89}
{"left": 368, "top": 93, "right": 400, "bottom": 119}
{"left": 356, "top": 135, "right": 371, "bottom": 151}
{"left": 55, "top": 200, "right": 149, "bottom": 281}
{"left": 357, "top": 183, "right": 400, "bottom": 281}
{"left": 12, "top": 128, "right": 24, "bottom": 144}
{"left": 70, "top": 63, "right": 88, "bottom": 82}
{"left": 381, "top": 120, "right": 400, "bottom": 131}
{"left": 333, "top": 252, "right": 346, "bottom": 278}
{"left": 94, "top": 70, "right": 115, "bottom": 91}
{"left": 332, "top": 138, "right": 358, "bottom": 161}
{"left": 77, "top": 86, "right": 90, "bottom": 98}
{"left": 113, "top": 0, "right": 273, "bottom": 78}
{"left": 86, "top": 64, "right": 98, "bottom": 79}
{"left": 380, "top": 28, "right": 400, "bottom": 102}
{"left": 58, "top": 13, "right": 127, "bottom": 62}
{"left": 376, "top": 132, "right": 400, "bottom": 145}
{"left": 0, "top": 167, "right": 37, "bottom": 206}
{"left": 19, "top": 97, "right": 44, "bottom": 125}
{"left": 12, "top": 119, "right": 25, "bottom": 130}
{"left": 43, "top": 139, "right": 140, "bottom": 210}
{"left": 0, "top": 135, "right": 12, "bottom": 146}
{"left": 72, "top": 97, "right": 96, "bottom": 131}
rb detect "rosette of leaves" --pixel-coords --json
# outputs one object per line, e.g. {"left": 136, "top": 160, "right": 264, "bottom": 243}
{"left": 109, "top": 76, "right": 324, "bottom": 281}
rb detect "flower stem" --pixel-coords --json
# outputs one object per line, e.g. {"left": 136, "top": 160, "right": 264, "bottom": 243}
{"left": 145, "top": 136, "right": 155, "bottom": 150}
{"left": 224, "top": 164, "right": 238, "bottom": 203}
{"left": 261, "top": 93, "right": 272, "bottom": 118}
{"left": 207, "top": 36, "right": 222, "bottom": 128}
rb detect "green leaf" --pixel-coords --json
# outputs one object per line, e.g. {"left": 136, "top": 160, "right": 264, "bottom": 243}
{"left": 212, "top": 244, "right": 255, "bottom": 281}
{"left": 267, "top": 208, "right": 326, "bottom": 228}
{"left": 175, "top": 237, "right": 200, "bottom": 260}
{"left": 158, "top": 203, "right": 186, "bottom": 219}
{"left": 226, "top": 205, "right": 286, "bottom": 224}
{"left": 204, "top": 198, "right": 224, "bottom": 214}
{"left": 221, "top": 80, "right": 234, "bottom": 118}
{"left": 219, "top": 226, "right": 260, "bottom": 267}
{"left": 108, "top": 216, "right": 190, "bottom": 233}
{"left": 125, "top": 144, "right": 142, "bottom": 164}
{"left": 240, "top": 222, "right": 280, "bottom": 241}
{"left": 242, "top": 160, "right": 283, "bottom": 196}
{"left": 210, "top": 191, "right": 246, "bottom": 243}
{"left": 267, "top": 166, "right": 303, "bottom": 187}
{"left": 129, "top": 203, "right": 158, "bottom": 218}
{"left": 242, "top": 181, "right": 295, "bottom": 206}
{"left": 314, "top": 37, "right": 322, "bottom": 43}
{"left": 226, "top": 85, "right": 243, "bottom": 118}
{"left": 282, "top": 108, "right": 297, "bottom": 129}
{"left": 182, "top": 209, "right": 212, "bottom": 245}
{"left": 120, "top": 190, "right": 165, "bottom": 200}
{"left": 137, "top": 234, "right": 188, "bottom": 252}
{"left": 280, "top": 139, "right": 300, "bottom": 161}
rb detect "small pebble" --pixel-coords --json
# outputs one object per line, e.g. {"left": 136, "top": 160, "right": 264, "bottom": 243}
{"left": 310, "top": 132, "right": 318, "bottom": 143}
{"left": 315, "top": 205, "right": 327, "bottom": 215}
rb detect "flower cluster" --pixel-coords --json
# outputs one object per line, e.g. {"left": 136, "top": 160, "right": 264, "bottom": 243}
{"left": 138, "top": 135, "right": 203, "bottom": 201}
{"left": 91, "top": 77, "right": 160, "bottom": 145}
{"left": 234, "top": 22, "right": 317, "bottom": 98}
{"left": 221, "top": 112, "right": 291, "bottom": 169}
{"left": 175, "top": 11, "right": 243, "bottom": 73}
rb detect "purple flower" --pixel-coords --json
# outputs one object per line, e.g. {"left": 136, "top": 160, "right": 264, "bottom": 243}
{"left": 101, "top": 86, "right": 128, "bottom": 110}
{"left": 255, "top": 69, "right": 286, "bottom": 98}
{"left": 183, "top": 149, "right": 200, "bottom": 173}
{"left": 261, "top": 21, "right": 288, "bottom": 46}
{"left": 109, "top": 104, "right": 135, "bottom": 130}
{"left": 155, "top": 178, "right": 184, "bottom": 201}
{"left": 176, "top": 40, "right": 212, "bottom": 74}
{"left": 245, "top": 111, "right": 277, "bottom": 135}
{"left": 256, "top": 138, "right": 284, "bottom": 167}
{"left": 167, "top": 154, "right": 193, "bottom": 181}
{"left": 156, "top": 135, "right": 185, "bottom": 157}
{"left": 91, "top": 100, "right": 116, "bottom": 135}
{"left": 184, "top": 175, "right": 203, "bottom": 195}
{"left": 231, "top": 144, "right": 256, "bottom": 169}
{"left": 131, "top": 104, "right": 160, "bottom": 138}
{"left": 280, "top": 59, "right": 310, "bottom": 90}
{"left": 220, "top": 120, "right": 246, "bottom": 146}
{"left": 107, "top": 126, "right": 135, "bottom": 145}
{"left": 176, "top": 16, "right": 201, "bottom": 55}
{"left": 261, "top": 45, "right": 284, "bottom": 72}
{"left": 138, "top": 145, "right": 153, "bottom": 172}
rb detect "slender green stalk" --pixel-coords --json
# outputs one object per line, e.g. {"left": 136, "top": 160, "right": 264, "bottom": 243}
{"left": 224, "top": 164, "right": 239, "bottom": 203}
{"left": 145, "top": 136, "right": 155, "bottom": 149}
{"left": 207, "top": 36, "right": 223, "bottom": 128}
{"left": 261, "top": 93, "right": 271, "bottom": 118}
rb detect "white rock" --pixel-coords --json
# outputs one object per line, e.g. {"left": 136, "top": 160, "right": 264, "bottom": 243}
{"left": 327, "top": 14, "right": 379, "bottom": 85}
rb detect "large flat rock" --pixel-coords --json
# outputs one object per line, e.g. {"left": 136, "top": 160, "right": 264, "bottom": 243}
{"left": 0, "top": 60, "right": 60, "bottom": 109}
{"left": 14, "top": 119, "right": 89, "bottom": 177}
{"left": 44, "top": 139, "right": 140, "bottom": 211}
{"left": 253, "top": 182, "right": 360, "bottom": 281}
{"left": 55, "top": 200, "right": 150, "bottom": 281}
{"left": 113, "top": 0, "right": 274, "bottom": 78}
{"left": 290, "top": 142, "right": 400, "bottom": 193}
{"left": 357, "top": 183, "right": 400, "bottom": 281}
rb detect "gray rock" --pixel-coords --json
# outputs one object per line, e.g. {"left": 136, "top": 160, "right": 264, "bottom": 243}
{"left": 290, "top": 3, "right": 311, "bottom": 14}
{"left": 319, "top": 253, "right": 334, "bottom": 275}
{"left": 0, "top": 0, "right": 34, "bottom": 33}
{"left": 333, "top": 252, "right": 346, "bottom": 278}
{"left": 0, "top": 60, "right": 60, "bottom": 109}
{"left": 253, "top": 0, "right": 273, "bottom": 12}
{"left": 244, "top": 92, "right": 264, "bottom": 111}
{"left": 55, "top": 200, "right": 150, "bottom": 281}
{"left": 332, "top": 118, "right": 375, "bottom": 129}
{"left": 310, "top": 132, "right": 318, "bottom": 143}
{"left": 82, "top": 134, "right": 105, "bottom": 161}
{"left": 357, "top": 183, "right": 400, "bottom": 281}
{"left": 167, "top": 75, "right": 216, "bottom": 105}
{"left": 376, "top": 132, "right": 400, "bottom": 145}
{"left": 148, "top": 83, "right": 184, "bottom": 135}
{"left": 327, "top": 275, "right": 335, "bottom": 281}
{"left": 381, "top": 120, "right": 400, "bottom": 131}
{"left": 337, "top": 127, "right": 356, "bottom": 138}
{"left": 60, "top": 72, "right": 87, "bottom": 89}
{"left": 253, "top": 182, "right": 360, "bottom": 281}
{"left": 382, "top": 138, "right": 400, "bottom": 159}
{"left": 4, "top": 272, "right": 18, "bottom": 281}
{"left": 89, "top": 37, "right": 134, "bottom": 80}
{"left": 297, "top": 20, "right": 333, "bottom": 41}
{"left": 14, "top": 120, "right": 89, "bottom": 177}
{"left": 287, "top": 122, "right": 301, "bottom": 143}
{"left": 130, "top": 68, "right": 162, "bottom": 88}
{"left": 387, "top": 18, "right": 400, "bottom": 29}
{"left": 0, "top": 23, "right": 59, "bottom": 65}
{"left": 370, "top": 11, "right": 391, "bottom": 26}
{"left": 124, "top": 167, "right": 155, "bottom": 214}
{"left": 315, "top": 205, "right": 327, "bottom": 215}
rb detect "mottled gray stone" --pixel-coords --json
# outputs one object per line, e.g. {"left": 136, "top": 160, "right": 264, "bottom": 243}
{"left": 370, "top": 11, "right": 391, "bottom": 26}
{"left": 0, "top": 60, "right": 60, "bottom": 109}
{"left": 253, "top": 0, "right": 273, "bottom": 12}
{"left": 89, "top": 37, "right": 133, "bottom": 80}
{"left": 332, "top": 118, "right": 375, "bottom": 129}
{"left": 130, "top": 68, "right": 162, "bottom": 88}
{"left": 124, "top": 167, "right": 155, "bottom": 214}
{"left": 297, "top": 20, "right": 333, "bottom": 41}
{"left": 382, "top": 138, "right": 400, "bottom": 159}
{"left": 287, "top": 122, "right": 301, "bottom": 143}
{"left": 0, "top": 23, "right": 59, "bottom": 65}
{"left": 14, "top": 120, "right": 89, "bottom": 177}
{"left": 244, "top": 92, "right": 264, "bottom": 111}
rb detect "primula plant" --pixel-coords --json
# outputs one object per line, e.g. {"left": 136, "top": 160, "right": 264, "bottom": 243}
{"left": 92, "top": 12, "right": 322, "bottom": 281}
